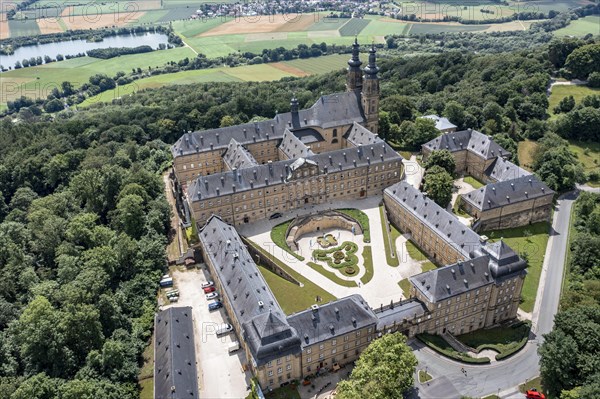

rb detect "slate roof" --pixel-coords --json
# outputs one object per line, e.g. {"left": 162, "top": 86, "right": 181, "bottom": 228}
{"left": 293, "top": 128, "right": 325, "bottom": 144}
{"left": 461, "top": 175, "right": 554, "bottom": 211}
{"left": 344, "top": 121, "right": 382, "bottom": 147}
{"left": 384, "top": 181, "right": 482, "bottom": 258}
{"left": 484, "top": 157, "right": 531, "bottom": 182}
{"left": 422, "top": 115, "right": 457, "bottom": 131}
{"left": 422, "top": 129, "right": 510, "bottom": 160}
{"left": 154, "top": 307, "right": 198, "bottom": 399}
{"left": 410, "top": 255, "right": 495, "bottom": 303}
{"left": 187, "top": 142, "right": 401, "bottom": 201}
{"left": 198, "top": 216, "right": 300, "bottom": 366}
{"left": 375, "top": 299, "right": 428, "bottom": 331}
{"left": 223, "top": 138, "right": 259, "bottom": 170}
{"left": 171, "top": 91, "right": 365, "bottom": 157}
{"left": 479, "top": 240, "right": 527, "bottom": 278}
{"left": 286, "top": 295, "right": 378, "bottom": 348}
{"left": 279, "top": 129, "right": 315, "bottom": 160}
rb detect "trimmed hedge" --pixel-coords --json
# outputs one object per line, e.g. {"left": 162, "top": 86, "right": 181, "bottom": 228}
{"left": 456, "top": 321, "right": 531, "bottom": 361}
{"left": 313, "top": 241, "right": 359, "bottom": 269}
{"left": 337, "top": 208, "right": 371, "bottom": 243}
{"left": 416, "top": 333, "right": 491, "bottom": 364}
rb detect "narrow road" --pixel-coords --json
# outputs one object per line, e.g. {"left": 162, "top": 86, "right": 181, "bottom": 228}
{"left": 411, "top": 191, "right": 578, "bottom": 398}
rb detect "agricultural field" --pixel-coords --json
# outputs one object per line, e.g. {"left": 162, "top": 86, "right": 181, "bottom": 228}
{"left": 554, "top": 15, "right": 600, "bottom": 36}
{"left": 0, "top": 47, "right": 196, "bottom": 105}
{"left": 79, "top": 53, "right": 349, "bottom": 107}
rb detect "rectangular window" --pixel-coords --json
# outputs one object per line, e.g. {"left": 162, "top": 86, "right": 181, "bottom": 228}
{"left": 277, "top": 367, "right": 282, "bottom": 375}
{"left": 268, "top": 370, "right": 273, "bottom": 377}
{"left": 306, "top": 348, "right": 311, "bottom": 354}
{"left": 307, "top": 357, "right": 312, "bottom": 363}
{"left": 286, "top": 364, "right": 292, "bottom": 371}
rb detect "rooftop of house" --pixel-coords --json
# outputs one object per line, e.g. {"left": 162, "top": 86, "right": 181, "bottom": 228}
{"left": 375, "top": 299, "right": 428, "bottom": 331}
{"left": 484, "top": 157, "right": 531, "bottom": 183}
{"left": 461, "top": 175, "right": 554, "bottom": 211}
{"left": 171, "top": 90, "right": 365, "bottom": 157}
{"left": 384, "top": 181, "right": 482, "bottom": 259}
{"left": 286, "top": 295, "right": 378, "bottom": 348}
{"left": 198, "top": 216, "right": 301, "bottom": 366}
{"left": 279, "top": 129, "right": 315, "bottom": 160}
{"left": 422, "top": 114, "right": 457, "bottom": 131}
{"left": 187, "top": 142, "right": 401, "bottom": 201}
{"left": 223, "top": 138, "right": 259, "bottom": 170}
{"left": 344, "top": 121, "right": 382, "bottom": 147}
{"left": 422, "top": 129, "right": 509, "bottom": 160}
{"left": 154, "top": 307, "right": 199, "bottom": 399}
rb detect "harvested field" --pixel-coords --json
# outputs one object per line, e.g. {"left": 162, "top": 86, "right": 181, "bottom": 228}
{"left": 0, "top": 20, "right": 9, "bottom": 40}
{"left": 200, "top": 13, "right": 316, "bottom": 36}
{"left": 60, "top": 8, "right": 142, "bottom": 30}
{"left": 37, "top": 17, "right": 65, "bottom": 34}
{"left": 269, "top": 62, "right": 309, "bottom": 77}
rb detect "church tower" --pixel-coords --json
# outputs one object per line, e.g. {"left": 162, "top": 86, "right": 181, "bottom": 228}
{"left": 346, "top": 38, "right": 362, "bottom": 92}
{"left": 361, "top": 44, "right": 380, "bottom": 134}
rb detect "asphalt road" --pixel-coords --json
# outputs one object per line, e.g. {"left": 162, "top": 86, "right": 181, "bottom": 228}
{"left": 410, "top": 191, "right": 579, "bottom": 399}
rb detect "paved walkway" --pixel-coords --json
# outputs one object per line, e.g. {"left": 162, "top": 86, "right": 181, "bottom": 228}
{"left": 238, "top": 194, "right": 425, "bottom": 308}
{"left": 403, "top": 155, "right": 424, "bottom": 189}
{"left": 451, "top": 177, "right": 475, "bottom": 227}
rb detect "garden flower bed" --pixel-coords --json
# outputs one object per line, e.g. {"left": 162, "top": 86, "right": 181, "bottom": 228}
{"left": 313, "top": 241, "right": 359, "bottom": 268}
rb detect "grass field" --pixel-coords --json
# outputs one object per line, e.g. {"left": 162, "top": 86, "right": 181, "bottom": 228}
{"left": 549, "top": 85, "right": 600, "bottom": 117}
{"left": 79, "top": 53, "right": 347, "bottom": 107}
{"left": 1, "top": 47, "right": 196, "bottom": 105}
{"left": 568, "top": 140, "right": 600, "bottom": 187}
{"left": 398, "top": 278, "right": 412, "bottom": 298}
{"left": 408, "top": 22, "right": 489, "bottom": 35}
{"left": 339, "top": 18, "right": 371, "bottom": 36}
{"left": 456, "top": 321, "right": 530, "bottom": 359}
{"left": 554, "top": 15, "right": 600, "bottom": 36}
{"left": 517, "top": 139, "right": 538, "bottom": 171}
{"left": 306, "top": 262, "right": 358, "bottom": 287}
{"left": 464, "top": 175, "right": 485, "bottom": 189}
{"left": 483, "top": 222, "right": 550, "bottom": 313}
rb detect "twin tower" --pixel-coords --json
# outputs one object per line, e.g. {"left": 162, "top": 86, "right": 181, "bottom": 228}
{"left": 346, "top": 38, "right": 380, "bottom": 134}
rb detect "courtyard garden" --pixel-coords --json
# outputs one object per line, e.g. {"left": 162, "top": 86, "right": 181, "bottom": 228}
{"left": 313, "top": 241, "right": 359, "bottom": 273}
{"left": 316, "top": 233, "right": 338, "bottom": 248}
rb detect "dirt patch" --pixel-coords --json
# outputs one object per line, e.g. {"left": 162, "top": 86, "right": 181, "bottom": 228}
{"left": 270, "top": 62, "right": 310, "bottom": 77}
{"left": 60, "top": 9, "right": 145, "bottom": 30}
{"left": 37, "top": 17, "right": 64, "bottom": 34}
{"left": 200, "top": 13, "right": 316, "bottom": 36}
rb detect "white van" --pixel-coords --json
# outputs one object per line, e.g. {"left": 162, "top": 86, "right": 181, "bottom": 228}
{"left": 216, "top": 323, "right": 233, "bottom": 336}
{"left": 228, "top": 341, "right": 240, "bottom": 353}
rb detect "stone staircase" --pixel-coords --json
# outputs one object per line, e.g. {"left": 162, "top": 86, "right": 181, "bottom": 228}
{"left": 442, "top": 332, "right": 476, "bottom": 354}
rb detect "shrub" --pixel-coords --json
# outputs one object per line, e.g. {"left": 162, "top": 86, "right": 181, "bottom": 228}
{"left": 333, "top": 251, "right": 345, "bottom": 260}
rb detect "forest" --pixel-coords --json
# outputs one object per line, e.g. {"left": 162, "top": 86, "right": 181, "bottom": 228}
{"left": 0, "top": 35, "right": 599, "bottom": 397}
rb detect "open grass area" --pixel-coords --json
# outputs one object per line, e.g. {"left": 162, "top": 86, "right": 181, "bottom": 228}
{"left": 307, "top": 262, "right": 358, "bottom": 288}
{"left": 360, "top": 246, "right": 374, "bottom": 285}
{"left": 138, "top": 336, "right": 154, "bottom": 399}
{"left": 404, "top": 240, "right": 429, "bottom": 262}
{"left": 519, "top": 376, "right": 545, "bottom": 394}
{"left": 456, "top": 321, "right": 531, "bottom": 360}
{"left": 265, "top": 384, "right": 301, "bottom": 399}
{"left": 554, "top": 15, "right": 600, "bottom": 36}
{"left": 463, "top": 175, "right": 485, "bottom": 189}
{"left": 408, "top": 22, "right": 488, "bottom": 35}
{"left": 139, "top": 378, "right": 153, "bottom": 399}
{"left": 549, "top": 85, "right": 600, "bottom": 117}
{"left": 337, "top": 208, "right": 371, "bottom": 243}
{"left": 398, "top": 278, "right": 412, "bottom": 298}
{"left": 380, "top": 205, "right": 400, "bottom": 266}
{"left": 517, "top": 139, "right": 538, "bottom": 172}
{"left": 271, "top": 219, "right": 304, "bottom": 261}
{"left": 568, "top": 140, "right": 600, "bottom": 187}
{"left": 421, "top": 261, "right": 437, "bottom": 272}
{"left": 416, "top": 333, "right": 491, "bottom": 364}
{"left": 418, "top": 369, "right": 432, "bottom": 383}
{"left": 483, "top": 222, "right": 550, "bottom": 313}
{"left": 282, "top": 53, "right": 347, "bottom": 75}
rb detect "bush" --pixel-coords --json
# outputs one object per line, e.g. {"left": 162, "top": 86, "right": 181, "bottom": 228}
{"left": 345, "top": 266, "right": 356, "bottom": 275}
{"left": 333, "top": 251, "right": 345, "bottom": 260}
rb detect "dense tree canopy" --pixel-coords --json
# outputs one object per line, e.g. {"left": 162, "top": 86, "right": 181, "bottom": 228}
{"left": 336, "top": 333, "right": 417, "bottom": 399}
{"left": 422, "top": 165, "right": 454, "bottom": 207}
{"left": 424, "top": 150, "right": 456, "bottom": 176}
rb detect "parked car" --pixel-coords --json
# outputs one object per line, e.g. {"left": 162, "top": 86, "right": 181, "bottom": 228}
{"left": 216, "top": 323, "right": 233, "bottom": 336}
{"left": 203, "top": 286, "right": 215, "bottom": 294}
{"left": 205, "top": 292, "right": 219, "bottom": 300}
{"left": 269, "top": 212, "right": 283, "bottom": 220}
{"left": 159, "top": 277, "right": 173, "bottom": 288}
{"left": 208, "top": 301, "right": 222, "bottom": 311}
{"left": 201, "top": 281, "right": 214, "bottom": 288}
{"left": 525, "top": 389, "right": 545, "bottom": 399}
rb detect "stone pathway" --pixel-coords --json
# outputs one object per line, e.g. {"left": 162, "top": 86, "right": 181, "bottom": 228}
{"left": 451, "top": 177, "right": 475, "bottom": 227}
{"left": 403, "top": 155, "right": 424, "bottom": 189}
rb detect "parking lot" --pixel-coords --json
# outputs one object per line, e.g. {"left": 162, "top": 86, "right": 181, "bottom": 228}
{"left": 162, "top": 266, "right": 252, "bottom": 398}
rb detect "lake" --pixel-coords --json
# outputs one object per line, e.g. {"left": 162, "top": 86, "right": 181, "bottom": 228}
{"left": 1, "top": 32, "right": 170, "bottom": 69}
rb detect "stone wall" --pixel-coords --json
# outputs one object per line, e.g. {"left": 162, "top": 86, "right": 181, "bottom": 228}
{"left": 241, "top": 237, "right": 300, "bottom": 286}
{"left": 285, "top": 211, "right": 363, "bottom": 251}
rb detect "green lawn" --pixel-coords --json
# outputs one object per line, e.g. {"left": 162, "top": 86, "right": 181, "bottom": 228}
{"left": 554, "top": 15, "right": 600, "bottom": 36}
{"left": 463, "top": 175, "right": 485, "bottom": 189}
{"left": 549, "top": 85, "right": 600, "bottom": 117}
{"left": 283, "top": 53, "right": 347, "bottom": 75}
{"left": 418, "top": 369, "right": 432, "bottom": 383}
{"left": 307, "top": 262, "right": 358, "bottom": 287}
{"left": 421, "top": 261, "right": 437, "bottom": 272}
{"left": 568, "top": 140, "right": 600, "bottom": 187}
{"left": 265, "top": 384, "right": 301, "bottom": 399}
{"left": 139, "top": 378, "right": 153, "bottom": 399}
{"left": 270, "top": 219, "right": 304, "bottom": 261}
{"left": 337, "top": 208, "right": 371, "bottom": 243}
{"left": 360, "top": 246, "right": 374, "bottom": 285}
{"left": 172, "top": 18, "right": 228, "bottom": 38}
{"left": 456, "top": 321, "right": 531, "bottom": 360}
{"left": 138, "top": 336, "right": 154, "bottom": 399}
{"left": 483, "top": 222, "right": 550, "bottom": 313}
{"left": 380, "top": 205, "right": 400, "bottom": 266}
{"left": 398, "top": 278, "right": 412, "bottom": 298}
{"left": 404, "top": 240, "right": 429, "bottom": 262}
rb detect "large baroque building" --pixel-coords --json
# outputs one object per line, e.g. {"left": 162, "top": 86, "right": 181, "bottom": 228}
{"left": 170, "top": 43, "right": 404, "bottom": 227}
{"left": 422, "top": 129, "right": 554, "bottom": 231}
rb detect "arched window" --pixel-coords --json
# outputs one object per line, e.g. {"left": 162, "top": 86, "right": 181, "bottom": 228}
{"left": 333, "top": 129, "right": 338, "bottom": 137}
{"left": 332, "top": 138, "right": 338, "bottom": 144}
